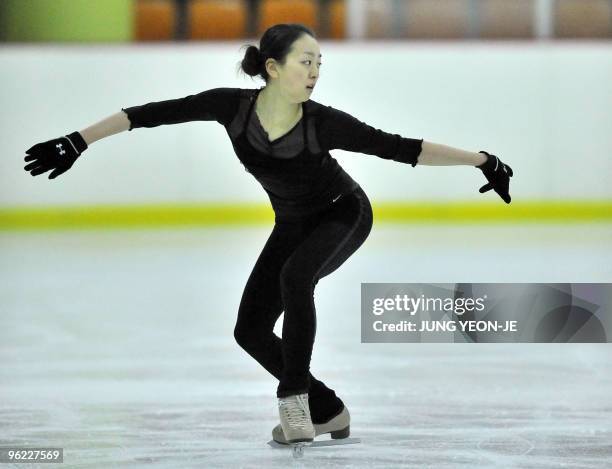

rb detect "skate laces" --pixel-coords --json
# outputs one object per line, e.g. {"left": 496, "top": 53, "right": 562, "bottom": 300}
{"left": 279, "top": 394, "right": 311, "bottom": 429}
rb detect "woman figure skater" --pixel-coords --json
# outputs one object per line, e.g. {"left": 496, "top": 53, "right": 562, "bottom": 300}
{"left": 23, "top": 23, "right": 513, "bottom": 446}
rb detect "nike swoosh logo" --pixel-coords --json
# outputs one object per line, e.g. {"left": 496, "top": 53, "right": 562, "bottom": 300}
{"left": 332, "top": 194, "right": 342, "bottom": 203}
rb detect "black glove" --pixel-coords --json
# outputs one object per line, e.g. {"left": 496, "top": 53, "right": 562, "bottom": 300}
{"left": 476, "top": 151, "right": 513, "bottom": 204}
{"left": 24, "top": 131, "right": 88, "bottom": 179}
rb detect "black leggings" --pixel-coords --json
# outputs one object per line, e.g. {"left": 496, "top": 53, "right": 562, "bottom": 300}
{"left": 233, "top": 185, "right": 373, "bottom": 423}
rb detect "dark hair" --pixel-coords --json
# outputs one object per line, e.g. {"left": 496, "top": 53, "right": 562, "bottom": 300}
{"left": 237, "top": 23, "right": 316, "bottom": 84}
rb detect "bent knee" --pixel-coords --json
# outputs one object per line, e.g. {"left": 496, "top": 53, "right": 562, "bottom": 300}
{"left": 233, "top": 323, "right": 252, "bottom": 347}
{"left": 234, "top": 323, "right": 270, "bottom": 348}
{"left": 280, "top": 263, "right": 315, "bottom": 292}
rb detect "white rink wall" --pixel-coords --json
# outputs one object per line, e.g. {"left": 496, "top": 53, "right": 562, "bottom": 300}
{"left": 1, "top": 41, "right": 611, "bottom": 208}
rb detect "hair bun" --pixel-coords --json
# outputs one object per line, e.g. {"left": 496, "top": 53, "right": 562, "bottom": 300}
{"left": 238, "top": 24, "right": 315, "bottom": 83}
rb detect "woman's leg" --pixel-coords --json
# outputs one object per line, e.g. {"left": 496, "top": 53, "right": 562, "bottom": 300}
{"left": 233, "top": 215, "right": 346, "bottom": 423}
{"left": 276, "top": 186, "right": 373, "bottom": 398}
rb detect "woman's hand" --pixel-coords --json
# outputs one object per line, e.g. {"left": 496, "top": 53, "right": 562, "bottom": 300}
{"left": 476, "top": 151, "right": 513, "bottom": 204}
{"left": 24, "top": 131, "right": 88, "bottom": 179}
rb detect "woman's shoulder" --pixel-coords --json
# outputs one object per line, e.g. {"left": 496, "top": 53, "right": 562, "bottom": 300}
{"left": 306, "top": 99, "right": 336, "bottom": 120}
{"left": 197, "top": 87, "right": 253, "bottom": 99}
{"left": 202, "top": 87, "right": 245, "bottom": 97}
{"left": 306, "top": 99, "right": 353, "bottom": 126}
{"left": 307, "top": 99, "right": 350, "bottom": 117}
{"left": 306, "top": 99, "right": 325, "bottom": 113}
{"left": 229, "top": 87, "right": 260, "bottom": 100}
{"left": 200, "top": 87, "right": 251, "bottom": 111}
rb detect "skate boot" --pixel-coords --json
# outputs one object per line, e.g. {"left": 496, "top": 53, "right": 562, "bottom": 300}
{"left": 277, "top": 393, "right": 315, "bottom": 444}
{"left": 273, "top": 404, "right": 350, "bottom": 444}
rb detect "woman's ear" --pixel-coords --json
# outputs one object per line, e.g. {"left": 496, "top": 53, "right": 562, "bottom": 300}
{"left": 265, "top": 58, "right": 280, "bottom": 79}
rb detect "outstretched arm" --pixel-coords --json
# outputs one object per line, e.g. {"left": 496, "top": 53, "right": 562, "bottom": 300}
{"left": 319, "top": 105, "right": 488, "bottom": 167}
{"left": 24, "top": 87, "right": 240, "bottom": 179}
{"left": 318, "top": 105, "right": 423, "bottom": 166}
{"left": 80, "top": 111, "right": 131, "bottom": 146}
{"left": 318, "top": 105, "right": 513, "bottom": 203}
{"left": 419, "top": 142, "right": 513, "bottom": 203}
{"left": 79, "top": 87, "right": 240, "bottom": 145}
{"left": 120, "top": 87, "right": 240, "bottom": 132}
{"left": 417, "top": 141, "right": 487, "bottom": 166}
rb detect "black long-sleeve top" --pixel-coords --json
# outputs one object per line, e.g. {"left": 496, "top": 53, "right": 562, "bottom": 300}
{"left": 121, "top": 87, "right": 423, "bottom": 220}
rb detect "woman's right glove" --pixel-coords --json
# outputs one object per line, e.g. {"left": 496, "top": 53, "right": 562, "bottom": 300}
{"left": 476, "top": 150, "right": 514, "bottom": 204}
{"left": 24, "top": 131, "right": 88, "bottom": 179}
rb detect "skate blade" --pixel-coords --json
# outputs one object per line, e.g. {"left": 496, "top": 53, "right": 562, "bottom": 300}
{"left": 267, "top": 437, "right": 361, "bottom": 448}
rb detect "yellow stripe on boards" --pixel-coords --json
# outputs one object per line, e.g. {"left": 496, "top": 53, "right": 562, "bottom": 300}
{"left": 374, "top": 201, "right": 612, "bottom": 224}
{"left": 0, "top": 204, "right": 275, "bottom": 230}
{"left": 0, "top": 201, "right": 611, "bottom": 231}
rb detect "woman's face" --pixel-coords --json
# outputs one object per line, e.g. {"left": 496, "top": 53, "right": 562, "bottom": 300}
{"left": 267, "top": 34, "right": 322, "bottom": 103}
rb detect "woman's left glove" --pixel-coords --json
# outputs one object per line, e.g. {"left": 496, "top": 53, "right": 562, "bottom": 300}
{"left": 476, "top": 151, "right": 513, "bottom": 204}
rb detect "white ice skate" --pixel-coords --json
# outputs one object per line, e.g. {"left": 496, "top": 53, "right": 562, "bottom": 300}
{"left": 272, "top": 405, "right": 351, "bottom": 444}
{"left": 277, "top": 392, "right": 315, "bottom": 458}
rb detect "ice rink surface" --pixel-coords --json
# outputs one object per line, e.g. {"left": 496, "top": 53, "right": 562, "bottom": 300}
{"left": 1, "top": 223, "right": 611, "bottom": 468}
